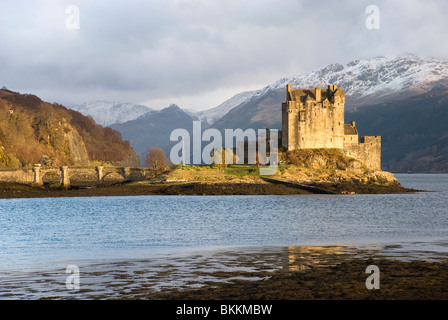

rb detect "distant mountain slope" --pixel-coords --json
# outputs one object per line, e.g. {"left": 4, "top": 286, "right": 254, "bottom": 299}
{"left": 73, "top": 55, "right": 448, "bottom": 133}
{"left": 108, "top": 55, "right": 448, "bottom": 171}
{"left": 211, "top": 55, "right": 448, "bottom": 131}
{"left": 263, "top": 55, "right": 448, "bottom": 108}
{"left": 191, "top": 91, "right": 255, "bottom": 126}
{"left": 0, "top": 89, "right": 140, "bottom": 168}
{"left": 69, "top": 101, "right": 154, "bottom": 126}
{"left": 345, "top": 86, "right": 448, "bottom": 172}
{"left": 111, "top": 104, "right": 198, "bottom": 162}
{"left": 211, "top": 88, "right": 284, "bottom": 131}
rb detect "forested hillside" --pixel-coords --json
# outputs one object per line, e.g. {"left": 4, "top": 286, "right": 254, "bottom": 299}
{"left": 0, "top": 88, "right": 140, "bottom": 168}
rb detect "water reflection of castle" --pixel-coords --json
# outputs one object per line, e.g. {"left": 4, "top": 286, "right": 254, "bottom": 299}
{"left": 284, "top": 245, "right": 381, "bottom": 271}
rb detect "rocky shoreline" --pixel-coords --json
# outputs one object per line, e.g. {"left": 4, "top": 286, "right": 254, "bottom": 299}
{"left": 0, "top": 178, "right": 416, "bottom": 199}
{"left": 0, "top": 149, "right": 421, "bottom": 198}
{"left": 143, "top": 247, "right": 448, "bottom": 300}
{"left": 0, "top": 162, "right": 419, "bottom": 199}
{"left": 2, "top": 244, "right": 447, "bottom": 300}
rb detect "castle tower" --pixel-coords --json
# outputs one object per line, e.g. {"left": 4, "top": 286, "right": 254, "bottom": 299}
{"left": 281, "top": 84, "right": 345, "bottom": 150}
{"left": 281, "top": 84, "right": 382, "bottom": 170}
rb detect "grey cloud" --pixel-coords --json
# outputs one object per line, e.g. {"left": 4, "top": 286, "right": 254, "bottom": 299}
{"left": 0, "top": 0, "right": 447, "bottom": 109}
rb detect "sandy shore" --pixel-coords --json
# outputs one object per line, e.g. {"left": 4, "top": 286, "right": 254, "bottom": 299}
{"left": 1, "top": 243, "right": 447, "bottom": 300}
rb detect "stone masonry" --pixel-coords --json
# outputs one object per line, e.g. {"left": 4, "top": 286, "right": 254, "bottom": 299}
{"left": 0, "top": 166, "right": 156, "bottom": 187}
{"left": 281, "top": 84, "right": 381, "bottom": 170}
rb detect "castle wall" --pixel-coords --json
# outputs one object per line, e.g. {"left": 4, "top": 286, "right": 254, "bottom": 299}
{"left": 343, "top": 122, "right": 359, "bottom": 146}
{"left": 343, "top": 136, "right": 381, "bottom": 171}
{"left": 282, "top": 101, "right": 345, "bottom": 150}
{"left": 343, "top": 134, "right": 358, "bottom": 146}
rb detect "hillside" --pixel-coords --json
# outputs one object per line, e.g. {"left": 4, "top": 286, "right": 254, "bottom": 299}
{"left": 211, "top": 88, "right": 283, "bottom": 131}
{"left": 111, "top": 104, "right": 198, "bottom": 161}
{"left": 0, "top": 89, "right": 140, "bottom": 168}
{"left": 191, "top": 90, "right": 256, "bottom": 126}
{"left": 345, "top": 86, "right": 448, "bottom": 172}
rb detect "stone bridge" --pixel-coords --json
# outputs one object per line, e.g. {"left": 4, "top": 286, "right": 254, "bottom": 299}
{"left": 0, "top": 166, "right": 156, "bottom": 187}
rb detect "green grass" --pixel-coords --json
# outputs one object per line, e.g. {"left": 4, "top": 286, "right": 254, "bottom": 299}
{"left": 277, "top": 165, "right": 290, "bottom": 175}
{"left": 224, "top": 165, "right": 259, "bottom": 178}
{"left": 171, "top": 164, "right": 209, "bottom": 171}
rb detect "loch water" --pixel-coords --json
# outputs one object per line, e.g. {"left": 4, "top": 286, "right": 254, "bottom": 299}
{"left": 1, "top": 174, "right": 447, "bottom": 275}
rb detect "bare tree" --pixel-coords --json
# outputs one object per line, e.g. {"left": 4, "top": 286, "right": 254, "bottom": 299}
{"left": 145, "top": 147, "right": 168, "bottom": 170}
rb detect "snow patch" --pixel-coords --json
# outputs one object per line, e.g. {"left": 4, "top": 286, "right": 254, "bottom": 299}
{"left": 69, "top": 101, "right": 154, "bottom": 126}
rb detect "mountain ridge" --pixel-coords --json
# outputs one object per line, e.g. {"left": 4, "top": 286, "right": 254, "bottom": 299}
{"left": 64, "top": 55, "right": 448, "bottom": 171}
{"left": 70, "top": 55, "right": 448, "bottom": 129}
{"left": 211, "top": 55, "right": 448, "bottom": 132}
{"left": 111, "top": 104, "right": 199, "bottom": 162}
{"left": 69, "top": 100, "right": 154, "bottom": 127}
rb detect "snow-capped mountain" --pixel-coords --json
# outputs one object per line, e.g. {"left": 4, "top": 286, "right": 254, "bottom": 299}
{"left": 231, "top": 55, "right": 448, "bottom": 109}
{"left": 70, "top": 55, "right": 448, "bottom": 128}
{"left": 211, "top": 55, "right": 448, "bottom": 131}
{"left": 69, "top": 101, "right": 154, "bottom": 126}
{"left": 190, "top": 91, "right": 256, "bottom": 125}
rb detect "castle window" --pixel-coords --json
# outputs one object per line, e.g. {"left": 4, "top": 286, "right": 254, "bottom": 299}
{"left": 330, "top": 111, "right": 333, "bottom": 117}
{"left": 332, "top": 127, "right": 334, "bottom": 132}
{"left": 299, "top": 111, "right": 305, "bottom": 122}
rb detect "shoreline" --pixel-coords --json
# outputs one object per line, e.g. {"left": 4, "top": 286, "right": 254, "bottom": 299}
{"left": 0, "top": 180, "right": 417, "bottom": 199}
{"left": 1, "top": 242, "right": 447, "bottom": 300}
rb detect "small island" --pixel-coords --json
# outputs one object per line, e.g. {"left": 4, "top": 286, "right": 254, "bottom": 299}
{"left": 0, "top": 85, "right": 416, "bottom": 198}
{"left": 0, "top": 148, "right": 414, "bottom": 198}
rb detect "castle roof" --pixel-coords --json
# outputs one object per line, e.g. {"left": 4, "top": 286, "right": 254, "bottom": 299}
{"left": 334, "top": 87, "right": 345, "bottom": 96}
{"left": 288, "top": 89, "right": 325, "bottom": 101}
{"left": 344, "top": 123, "right": 358, "bottom": 135}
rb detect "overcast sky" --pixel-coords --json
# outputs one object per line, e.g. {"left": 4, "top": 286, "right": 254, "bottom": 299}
{"left": 1, "top": 0, "right": 447, "bottom": 111}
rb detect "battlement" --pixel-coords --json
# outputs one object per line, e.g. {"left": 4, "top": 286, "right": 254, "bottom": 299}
{"left": 360, "top": 136, "right": 381, "bottom": 144}
{"left": 286, "top": 84, "right": 344, "bottom": 104}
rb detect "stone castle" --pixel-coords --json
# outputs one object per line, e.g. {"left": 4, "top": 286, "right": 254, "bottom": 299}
{"left": 281, "top": 84, "right": 381, "bottom": 170}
